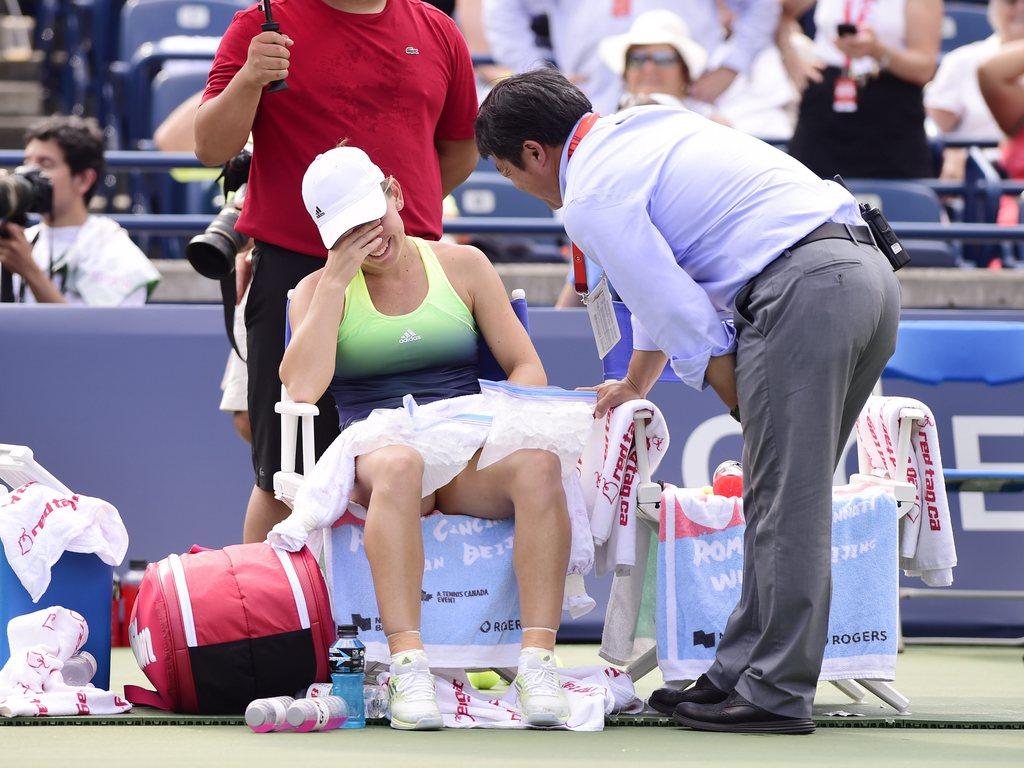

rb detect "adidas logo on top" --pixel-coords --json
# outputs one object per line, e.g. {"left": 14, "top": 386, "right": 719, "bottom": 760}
{"left": 314, "top": 206, "right": 325, "bottom": 219}
{"left": 398, "top": 329, "right": 422, "bottom": 344}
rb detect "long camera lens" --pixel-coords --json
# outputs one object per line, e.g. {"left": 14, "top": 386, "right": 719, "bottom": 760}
{"left": 185, "top": 183, "right": 249, "bottom": 280}
{"left": 0, "top": 166, "right": 53, "bottom": 226}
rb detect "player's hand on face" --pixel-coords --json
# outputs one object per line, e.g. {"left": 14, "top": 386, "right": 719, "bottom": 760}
{"left": 326, "top": 220, "right": 384, "bottom": 277}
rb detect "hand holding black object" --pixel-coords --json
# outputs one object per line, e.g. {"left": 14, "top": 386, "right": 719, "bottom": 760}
{"left": 261, "top": 0, "right": 288, "bottom": 93}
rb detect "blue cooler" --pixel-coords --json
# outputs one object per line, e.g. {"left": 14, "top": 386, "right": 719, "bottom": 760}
{"left": 0, "top": 551, "right": 113, "bottom": 690}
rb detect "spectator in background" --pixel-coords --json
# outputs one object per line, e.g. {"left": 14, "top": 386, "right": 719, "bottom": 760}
{"left": 786, "top": 0, "right": 942, "bottom": 179}
{"left": 456, "top": 0, "right": 513, "bottom": 93}
{"left": 599, "top": 9, "right": 796, "bottom": 137}
{"left": 927, "top": 0, "right": 1024, "bottom": 181}
{"left": 0, "top": 116, "right": 160, "bottom": 305}
{"left": 484, "top": 0, "right": 780, "bottom": 114}
{"left": 979, "top": 38, "right": 1024, "bottom": 223}
{"left": 194, "top": 0, "right": 479, "bottom": 545}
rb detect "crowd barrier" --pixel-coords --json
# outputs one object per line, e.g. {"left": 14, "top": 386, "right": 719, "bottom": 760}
{"left": 1, "top": 306, "right": 1021, "bottom": 640}
{"left": 2, "top": 151, "right": 1021, "bottom": 256}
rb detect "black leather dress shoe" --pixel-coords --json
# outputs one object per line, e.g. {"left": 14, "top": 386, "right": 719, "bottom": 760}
{"left": 672, "top": 692, "right": 815, "bottom": 735}
{"left": 648, "top": 674, "right": 729, "bottom": 715}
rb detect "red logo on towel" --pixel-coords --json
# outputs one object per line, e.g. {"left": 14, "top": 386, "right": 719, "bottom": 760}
{"left": 918, "top": 429, "right": 941, "bottom": 531}
{"left": 42, "top": 612, "right": 57, "bottom": 631}
{"left": 17, "top": 528, "right": 33, "bottom": 555}
{"left": 76, "top": 691, "right": 90, "bottom": 715}
{"left": 452, "top": 679, "right": 476, "bottom": 722}
{"left": 16, "top": 495, "right": 82, "bottom": 556}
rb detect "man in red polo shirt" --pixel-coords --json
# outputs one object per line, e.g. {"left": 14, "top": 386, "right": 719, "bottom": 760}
{"left": 196, "top": 0, "right": 478, "bottom": 543}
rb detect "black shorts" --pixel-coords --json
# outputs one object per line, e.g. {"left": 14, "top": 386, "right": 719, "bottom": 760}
{"left": 245, "top": 241, "right": 340, "bottom": 491}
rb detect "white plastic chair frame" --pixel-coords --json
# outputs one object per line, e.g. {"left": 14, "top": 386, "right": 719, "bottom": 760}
{"left": 0, "top": 444, "right": 73, "bottom": 496}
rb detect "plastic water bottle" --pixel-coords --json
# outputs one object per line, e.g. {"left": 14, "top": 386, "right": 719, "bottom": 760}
{"left": 296, "top": 682, "right": 333, "bottom": 699}
{"left": 285, "top": 696, "right": 348, "bottom": 733}
{"left": 245, "top": 696, "right": 295, "bottom": 733}
{"left": 61, "top": 652, "right": 97, "bottom": 686}
{"left": 363, "top": 683, "right": 389, "bottom": 720}
{"left": 328, "top": 624, "right": 365, "bottom": 729}
{"left": 713, "top": 460, "right": 743, "bottom": 498}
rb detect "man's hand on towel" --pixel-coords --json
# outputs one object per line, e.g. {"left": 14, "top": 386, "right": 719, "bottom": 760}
{"left": 579, "top": 350, "right": 668, "bottom": 418}
{"left": 578, "top": 378, "right": 645, "bottom": 419}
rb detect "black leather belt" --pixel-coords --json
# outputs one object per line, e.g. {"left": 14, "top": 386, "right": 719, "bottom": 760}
{"left": 791, "top": 222, "right": 873, "bottom": 250}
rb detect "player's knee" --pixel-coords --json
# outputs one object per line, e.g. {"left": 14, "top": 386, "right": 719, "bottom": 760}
{"left": 505, "top": 449, "right": 562, "bottom": 498}
{"left": 364, "top": 446, "right": 425, "bottom": 493}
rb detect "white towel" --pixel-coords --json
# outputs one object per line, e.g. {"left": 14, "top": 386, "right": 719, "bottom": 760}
{"left": 270, "top": 385, "right": 599, "bottom": 616}
{"left": 856, "top": 396, "right": 957, "bottom": 587}
{"left": 0, "top": 607, "right": 131, "bottom": 717}
{"left": 414, "top": 666, "right": 642, "bottom": 731}
{"left": 577, "top": 400, "right": 669, "bottom": 576}
{"left": 0, "top": 482, "right": 128, "bottom": 602}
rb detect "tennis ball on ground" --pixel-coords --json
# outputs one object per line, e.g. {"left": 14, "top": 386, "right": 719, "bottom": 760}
{"left": 468, "top": 670, "right": 502, "bottom": 690}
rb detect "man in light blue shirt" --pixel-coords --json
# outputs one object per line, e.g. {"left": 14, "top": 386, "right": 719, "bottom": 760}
{"left": 476, "top": 69, "right": 901, "bottom": 734}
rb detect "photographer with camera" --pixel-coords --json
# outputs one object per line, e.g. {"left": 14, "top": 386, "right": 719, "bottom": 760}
{"left": 0, "top": 116, "right": 160, "bottom": 305}
{"left": 195, "top": 0, "right": 479, "bottom": 544}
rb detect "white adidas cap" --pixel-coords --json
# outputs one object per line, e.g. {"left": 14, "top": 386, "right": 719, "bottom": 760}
{"left": 302, "top": 146, "right": 387, "bottom": 249}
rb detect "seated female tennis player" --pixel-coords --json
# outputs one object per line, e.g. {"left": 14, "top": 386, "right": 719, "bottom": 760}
{"left": 280, "top": 146, "right": 571, "bottom": 730}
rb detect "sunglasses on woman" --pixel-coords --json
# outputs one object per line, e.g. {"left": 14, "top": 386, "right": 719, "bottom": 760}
{"left": 626, "top": 50, "right": 682, "bottom": 68}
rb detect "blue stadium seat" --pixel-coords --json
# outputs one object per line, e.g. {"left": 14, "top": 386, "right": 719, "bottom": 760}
{"left": 453, "top": 172, "right": 564, "bottom": 261}
{"left": 149, "top": 60, "right": 211, "bottom": 133}
{"left": 941, "top": 3, "right": 993, "bottom": 55}
{"left": 119, "top": 0, "right": 244, "bottom": 60}
{"left": 454, "top": 172, "right": 553, "bottom": 220}
{"left": 108, "top": 0, "right": 243, "bottom": 146}
{"left": 847, "top": 180, "right": 963, "bottom": 267}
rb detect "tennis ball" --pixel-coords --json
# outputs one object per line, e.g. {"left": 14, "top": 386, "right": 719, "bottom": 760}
{"left": 468, "top": 670, "right": 501, "bottom": 690}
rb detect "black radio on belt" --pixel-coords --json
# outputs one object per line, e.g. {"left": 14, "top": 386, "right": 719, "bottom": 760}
{"left": 834, "top": 175, "right": 911, "bottom": 271}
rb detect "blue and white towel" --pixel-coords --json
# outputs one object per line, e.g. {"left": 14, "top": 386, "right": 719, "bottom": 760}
{"left": 656, "top": 481, "right": 899, "bottom": 683}
{"left": 326, "top": 508, "right": 523, "bottom": 668}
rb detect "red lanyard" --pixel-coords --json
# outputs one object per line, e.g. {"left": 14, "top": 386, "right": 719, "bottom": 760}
{"left": 843, "top": 0, "right": 875, "bottom": 27}
{"left": 842, "top": 0, "right": 876, "bottom": 69}
{"left": 568, "top": 112, "right": 600, "bottom": 295}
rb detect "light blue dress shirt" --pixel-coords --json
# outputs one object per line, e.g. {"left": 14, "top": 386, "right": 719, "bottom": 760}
{"left": 559, "top": 106, "right": 865, "bottom": 389}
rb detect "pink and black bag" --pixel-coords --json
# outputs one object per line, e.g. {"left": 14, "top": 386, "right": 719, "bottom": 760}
{"left": 123, "top": 543, "right": 334, "bottom": 714}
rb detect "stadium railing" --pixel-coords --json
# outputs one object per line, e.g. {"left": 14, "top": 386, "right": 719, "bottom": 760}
{"left": 1, "top": 151, "right": 1020, "bottom": 256}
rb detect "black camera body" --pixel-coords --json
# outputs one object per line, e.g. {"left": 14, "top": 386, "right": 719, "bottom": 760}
{"left": 185, "top": 149, "right": 252, "bottom": 280}
{"left": 0, "top": 166, "right": 54, "bottom": 232}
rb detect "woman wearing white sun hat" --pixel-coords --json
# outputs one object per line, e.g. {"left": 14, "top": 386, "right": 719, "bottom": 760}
{"left": 279, "top": 145, "right": 578, "bottom": 731}
{"left": 598, "top": 9, "right": 797, "bottom": 138}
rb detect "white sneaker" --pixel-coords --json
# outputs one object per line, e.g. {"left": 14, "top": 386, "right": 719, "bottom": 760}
{"left": 514, "top": 648, "right": 569, "bottom": 727}
{"left": 388, "top": 650, "right": 443, "bottom": 731}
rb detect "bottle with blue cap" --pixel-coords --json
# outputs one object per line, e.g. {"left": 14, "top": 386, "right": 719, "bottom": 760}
{"left": 328, "top": 624, "right": 365, "bottom": 728}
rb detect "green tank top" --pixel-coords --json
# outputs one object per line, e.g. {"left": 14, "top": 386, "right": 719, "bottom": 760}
{"left": 328, "top": 237, "right": 481, "bottom": 426}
